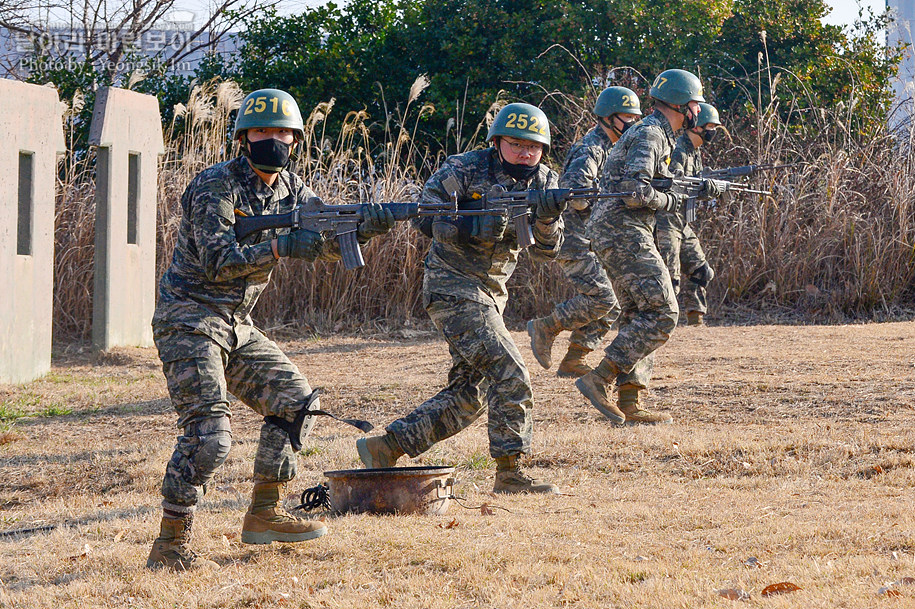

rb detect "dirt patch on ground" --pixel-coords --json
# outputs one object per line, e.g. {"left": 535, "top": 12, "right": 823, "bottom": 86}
{"left": 0, "top": 321, "right": 914, "bottom": 607}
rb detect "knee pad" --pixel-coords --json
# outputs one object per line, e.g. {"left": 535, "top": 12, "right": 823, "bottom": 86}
{"left": 265, "top": 390, "right": 321, "bottom": 452}
{"left": 688, "top": 263, "right": 715, "bottom": 288}
{"left": 183, "top": 417, "right": 232, "bottom": 486}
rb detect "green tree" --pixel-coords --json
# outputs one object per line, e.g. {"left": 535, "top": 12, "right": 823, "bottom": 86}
{"left": 227, "top": 0, "right": 899, "bottom": 152}
{"left": 706, "top": 0, "right": 900, "bottom": 134}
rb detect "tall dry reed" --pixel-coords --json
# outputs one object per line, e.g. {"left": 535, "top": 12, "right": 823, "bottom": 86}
{"left": 697, "top": 73, "right": 915, "bottom": 321}
{"left": 52, "top": 77, "right": 915, "bottom": 340}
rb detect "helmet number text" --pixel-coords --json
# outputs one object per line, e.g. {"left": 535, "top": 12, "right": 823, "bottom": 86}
{"left": 503, "top": 112, "right": 547, "bottom": 136}
{"left": 654, "top": 76, "right": 668, "bottom": 89}
{"left": 621, "top": 95, "right": 636, "bottom": 107}
{"left": 243, "top": 95, "right": 291, "bottom": 116}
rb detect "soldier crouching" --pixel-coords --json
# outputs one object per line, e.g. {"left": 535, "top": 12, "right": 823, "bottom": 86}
{"left": 147, "top": 88, "right": 394, "bottom": 571}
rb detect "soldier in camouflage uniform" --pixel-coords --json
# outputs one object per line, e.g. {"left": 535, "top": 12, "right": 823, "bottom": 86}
{"left": 147, "top": 89, "right": 395, "bottom": 571}
{"left": 527, "top": 86, "right": 642, "bottom": 378}
{"left": 655, "top": 102, "right": 721, "bottom": 326}
{"left": 355, "top": 103, "right": 566, "bottom": 494}
{"left": 575, "top": 69, "right": 708, "bottom": 425}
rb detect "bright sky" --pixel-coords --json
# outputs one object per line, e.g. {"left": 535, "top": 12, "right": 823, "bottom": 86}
{"left": 823, "top": 0, "right": 888, "bottom": 27}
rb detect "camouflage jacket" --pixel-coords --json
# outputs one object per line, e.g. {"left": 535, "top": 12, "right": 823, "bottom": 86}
{"left": 412, "top": 148, "right": 563, "bottom": 313}
{"left": 559, "top": 125, "right": 615, "bottom": 220}
{"left": 666, "top": 132, "right": 722, "bottom": 215}
{"left": 152, "top": 156, "right": 339, "bottom": 356}
{"left": 589, "top": 110, "right": 678, "bottom": 246}
{"left": 669, "top": 132, "right": 703, "bottom": 177}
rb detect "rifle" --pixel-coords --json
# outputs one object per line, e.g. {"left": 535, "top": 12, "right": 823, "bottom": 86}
{"left": 701, "top": 163, "right": 798, "bottom": 179}
{"left": 233, "top": 196, "right": 457, "bottom": 270}
{"left": 651, "top": 176, "right": 772, "bottom": 223}
{"left": 451, "top": 185, "right": 604, "bottom": 248}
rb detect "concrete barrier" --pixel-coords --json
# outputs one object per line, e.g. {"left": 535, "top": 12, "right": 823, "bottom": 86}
{"left": 88, "top": 87, "right": 164, "bottom": 351}
{"left": 0, "top": 80, "right": 65, "bottom": 383}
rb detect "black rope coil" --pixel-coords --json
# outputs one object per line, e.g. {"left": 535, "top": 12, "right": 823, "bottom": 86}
{"left": 295, "top": 483, "right": 332, "bottom": 512}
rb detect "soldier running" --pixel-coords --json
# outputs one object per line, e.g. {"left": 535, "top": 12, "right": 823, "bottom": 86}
{"left": 575, "top": 69, "right": 706, "bottom": 425}
{"left": 355, "top": 103, "right": 566, "bottom": 494}
{"left": 527, "top": 86, "right": 642, "bottom": 378}
{"left": 655, "top": 102, "right": 721, "bottom": 326}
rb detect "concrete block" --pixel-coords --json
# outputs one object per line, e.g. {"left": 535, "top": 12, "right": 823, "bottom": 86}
{"left": 0, "top": 81, "right": 65, "bottom": 384}
{"left": 88, "top": 87, "right": 165, "bottom": 351}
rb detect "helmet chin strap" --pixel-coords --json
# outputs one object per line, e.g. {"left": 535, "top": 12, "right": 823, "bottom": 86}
{"left": 599, "top": 116, "right": 620, "bottom": 137}
{"left": 656, "top": 99, "right": 696, "bottom": 128}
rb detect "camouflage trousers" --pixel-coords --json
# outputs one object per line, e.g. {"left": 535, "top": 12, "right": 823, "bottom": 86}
{"left": 153, "top": 326, "right": 316, "bottom": 511}
{"left": 656, "top": 210, "right": 710, "bottom": 314}
{"left": 386, "top": 294, "right": 533, "bottom": 459}
{"left": 589, "top": 213, "right": 679, "bottom": 389}
{"left": 551, "top": 208, "right": 621, "bottom": 351}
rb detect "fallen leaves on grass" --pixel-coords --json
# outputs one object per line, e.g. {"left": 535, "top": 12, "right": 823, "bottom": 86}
{"left": 718, "top": 588, "right": 750, "bottom": 601}
{"left": 438, "top": 518, "right": 459, "bottom": 529}
{"left": 878, "top": 577, "right": 915, "bottom": 596}
{"left": 480, "top": 504, "right": 494, "bottom": 516}
{"left": 0, "top": 432, "right": 21, "bottom": 445}
{"left": 761, "top": 581, "right": 801, "bottom": 597}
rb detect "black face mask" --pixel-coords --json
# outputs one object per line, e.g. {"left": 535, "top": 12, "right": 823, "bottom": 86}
{"left": 617, "top": 118, "right": 636, "bottom": 134}
{"left": 502, "top": 159, "right": 540, "bottom": 181}
{"left": 702, "top": 128, "right": 718, "bottom": 143}
{"left": 682, "top": 107, "right": 698, "bottom": 130}
{"left": 247, "top": 138, "right": 292, "bottom": 173}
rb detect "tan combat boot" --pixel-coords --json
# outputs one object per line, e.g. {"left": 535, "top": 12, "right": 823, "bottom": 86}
{"left": 527, "top": 313, "right": 563, "bottom": 369}
{"left": 618, "top": 383, "right": 673, "bottom": 425}
{"left": 686, "top": 311, "right": 705, "bottom": 326}
{"left": 556, "top": 343, "right": 592, "bottom": 378}
{"left": 574, "top": 358, "right": 625, "bottom": 424}
{"left": 356, "top": 433, "right": 404, "bottom": 468}
{"left": 241, "top": 482, "right": 328, "bottom": 545}
{"left": 146, "top": 513, "right": 219, "bottom": 571}
{"left": 493, "top": 455, "right": 558, "bottom": 494}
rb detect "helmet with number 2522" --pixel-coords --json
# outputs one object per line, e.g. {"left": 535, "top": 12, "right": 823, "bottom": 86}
{"left": 487, "top": 102, "right": 551, "bottom": 151}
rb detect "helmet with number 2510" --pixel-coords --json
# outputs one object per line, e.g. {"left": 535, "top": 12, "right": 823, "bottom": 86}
{"left": 234, "top": 89, "right": 305, "bottom": 140}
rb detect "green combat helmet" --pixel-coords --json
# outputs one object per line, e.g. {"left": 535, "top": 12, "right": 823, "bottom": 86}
{"left": 487, "top": 102, "right": 551, "bottom": 151}
{"left": 233, "top": 89, "right": 305, "bottom": 140}
{"left": 696, "top": 102, "right": 721, "bottom": 127}
{"left": 649, "top": 69, "right": 705, "bottom": 106}
{"left": 594, "top": 86, "right": 642, "bottom": 117}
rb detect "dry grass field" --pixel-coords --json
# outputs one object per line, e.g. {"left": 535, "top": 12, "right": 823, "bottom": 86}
{"left": 1, "top": 320, "right": 914, "bottom": 608}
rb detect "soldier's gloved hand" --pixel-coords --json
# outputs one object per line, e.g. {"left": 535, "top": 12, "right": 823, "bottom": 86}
{"left": 528, "top": 189, "right": 570, "bottom": 222}
{"left": 699, "top": 178, "right": 726, "bottom": 200}
{"left": 432, "top": 219, "right": 460, "bottom": 243}
{"left": 357, "top": 203, "right": 396, "bottom": 243}
{"left": 471, "top": 213, "right": 508, "bottom": 242}
{"left": 275, "top": 229, "right": 325, "bottom": 261}
{"left": 664, "top": 191, "right": 687, "bottom": 213}
{"left": 570, "top": 198, "right": 591, "bottom": 212}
